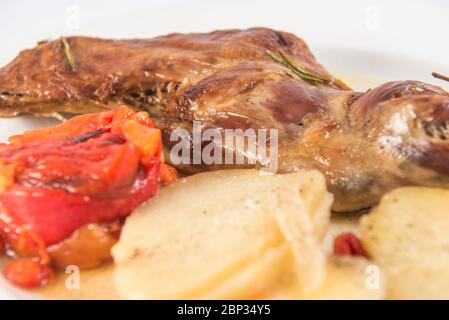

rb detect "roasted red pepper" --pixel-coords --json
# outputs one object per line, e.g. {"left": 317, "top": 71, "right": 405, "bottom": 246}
{"left": 3, "top": 259, "right": 54, "bottom": 288}
{"left": 160, "top": 163, "right": 180, "bottom": 185}
{"left": 333, "top": 232, "right": 368, "bottom": 258}
{"left": 0, "top": 106, "right": 163, "bottom": 288}
{"left": 0, "top": 236, "right": 5, "bottom": 255}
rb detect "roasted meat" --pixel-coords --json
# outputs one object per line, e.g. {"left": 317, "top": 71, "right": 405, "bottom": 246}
{"left": 0, "top": 28, "right": 449, "bottom": 212}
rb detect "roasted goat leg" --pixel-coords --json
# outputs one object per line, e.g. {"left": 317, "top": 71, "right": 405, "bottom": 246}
{"left": 0, "top": 28, "right": 448, "bottom": 212}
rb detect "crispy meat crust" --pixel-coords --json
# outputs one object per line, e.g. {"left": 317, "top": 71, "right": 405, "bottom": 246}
{"left": 1, "top": 28, "right": 449, "bottom": 212}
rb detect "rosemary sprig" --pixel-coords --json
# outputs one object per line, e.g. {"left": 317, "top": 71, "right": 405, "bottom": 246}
{"left": 61, "top": 36, "right": 77, "bottom": 72}
{"left": 432, "top": 72, "right": 449, "bottom": 83}
{"left": 266, "top": 50, "right": 330, "bottom": 84}
{"left": 37, "top": 39, "right": 49, "bottom": 45}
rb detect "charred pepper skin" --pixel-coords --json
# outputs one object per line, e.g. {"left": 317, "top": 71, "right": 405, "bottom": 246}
{"left": 0, "top": 106, "right": 163, "bottom": 288}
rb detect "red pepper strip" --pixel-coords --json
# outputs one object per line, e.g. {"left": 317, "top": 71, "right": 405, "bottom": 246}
{"left": 0, "top": 220, "right": 50, "bottom": 262}
{"left": 8, "top": 106, "right": 154, "bottom": 145}
{"left": 0, "top": 237, "right": 5, "bottom": 255}
{"left": 0, "top": 106, "right": 161, "bottom": 245}
{"left": 3, "top": 259, "right": 54, "bottom": 289}
{"left": 160, "top": 163, "right": 179, "bottom": 185}
{"left": 333, "top": 232, "right": 368, "bottom": 258}
{"left": 0, "top": 106, "right": 162, "bottom": 288}
{"left": 0, "top": 162, "right": 159, "bottom": 245}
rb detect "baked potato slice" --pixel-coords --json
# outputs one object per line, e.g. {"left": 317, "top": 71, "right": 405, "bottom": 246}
{"left": 360, "top": 187, "right": 449, "bottom": 299}
{"left": 112, "top": 169, "right": 332, "bottom": 299}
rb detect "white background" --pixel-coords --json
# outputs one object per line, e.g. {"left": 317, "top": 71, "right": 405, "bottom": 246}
{"left": 1, "top": 0, "right": 449, "bottom": 67}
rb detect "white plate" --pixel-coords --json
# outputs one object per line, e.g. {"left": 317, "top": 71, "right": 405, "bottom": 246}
{"left": 0, "top": 0, "right": 448, "bottom": 299}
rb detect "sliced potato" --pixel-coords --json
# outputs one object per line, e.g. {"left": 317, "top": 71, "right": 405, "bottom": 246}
{"left": 300, "top": 257, "right": 385, "bottom": 300}
{"left": 295, "top": 170, "right": 333, "bottom": 241}
{"left": 112, "top": 169, "right": 332, "bottom": 299}
{"left": 360, "top": 187, "right": 449, "bottom": 299}
{"left": 199, "top": 245, "right": 292, "bottom": 299}
{"left": 266, "top": 257, "right": 385, "bottom": 299}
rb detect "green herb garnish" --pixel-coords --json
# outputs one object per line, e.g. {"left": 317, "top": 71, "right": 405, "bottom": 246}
{"left": 266, "top": 50, "right": 330, "bottom": 84}
{"left": 61, "top": 36, "right": 77, "bottom": 72}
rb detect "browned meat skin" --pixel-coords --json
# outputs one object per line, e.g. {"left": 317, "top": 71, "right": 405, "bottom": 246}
{"left": 1, "top": 27, "right": 449, "bottom": 212}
